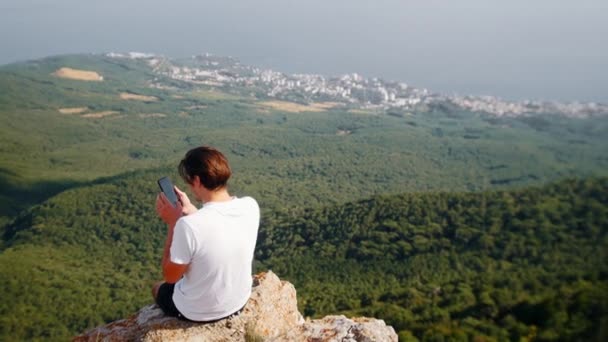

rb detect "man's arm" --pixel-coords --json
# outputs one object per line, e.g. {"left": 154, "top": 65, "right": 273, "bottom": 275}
{"left": 156, "top": 193, "right": 189, "bottom": 283}
{"left": 161, "top": 223, "right": 188, "bottom": 283}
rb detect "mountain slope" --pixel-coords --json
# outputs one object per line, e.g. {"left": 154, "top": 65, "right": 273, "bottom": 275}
{"left": 258, "top": 177, "right": 608, "bottom": 340}
{"left": 1, "top": 175, "right": 606, "bottom": 340}
{"left": 1, "top": 54, "right": 608, "bottom": 340}
{"left": 2, "top": 54, "right": 608, "bottom": 227}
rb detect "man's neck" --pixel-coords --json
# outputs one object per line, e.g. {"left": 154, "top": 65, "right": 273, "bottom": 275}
{"left": 202, "top": 188, "right": 232, "bottom": 204}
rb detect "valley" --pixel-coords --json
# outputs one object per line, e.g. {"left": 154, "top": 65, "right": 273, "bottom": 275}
{"left": 0, "top": 53, "right": 606, "bottom": 341}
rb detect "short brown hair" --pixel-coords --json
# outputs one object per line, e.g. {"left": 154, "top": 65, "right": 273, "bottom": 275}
{"left": 178, "top": 146, "right": 231, "bottom": 190}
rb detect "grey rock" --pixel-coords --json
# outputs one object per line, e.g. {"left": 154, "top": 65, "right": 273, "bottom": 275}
{"left": 74, "top": 271, "right": 397, "bottom": 342}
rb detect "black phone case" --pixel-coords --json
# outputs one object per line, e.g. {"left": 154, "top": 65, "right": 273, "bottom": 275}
{"left": 157, "top": 177, "right": 178, "bottom": 207}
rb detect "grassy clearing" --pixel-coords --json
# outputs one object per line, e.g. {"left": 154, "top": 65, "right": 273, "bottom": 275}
{"left": 259, "top": 100, "right": 340, "bottom": 113}
{"left": 119, "top": 92, "right": 159, "bottom": 102}
{"left": 81, "top": 111, "right": 119, "bottom": 118}
{"left": 52, "top": 67, "right": 103, "bottom": 81}
{"left": 188, "top": 89, "right": 244, "bottom": 101}
{"left": 58, "top": 107, "right": 89, "bottom": 114}
{"left": 137, "top": 113, "right": 166, "bottom": 118}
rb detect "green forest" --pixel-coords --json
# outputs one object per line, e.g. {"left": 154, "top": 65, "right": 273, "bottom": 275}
{"left": 0, "top": 54, "right": 607, "bottom": 341}
{"left": 1, "top": 175, "right": 606, "bottom": 341}
{"left": 259, "top": 178, "right": 608, "bottom": 341}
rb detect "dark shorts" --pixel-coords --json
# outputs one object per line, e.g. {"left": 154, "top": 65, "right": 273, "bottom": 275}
{"left": 156, "top": 283, "right": 188, "bottom": 319}
{"left": 155, "top": 283, "right": 244, "bottom": 323}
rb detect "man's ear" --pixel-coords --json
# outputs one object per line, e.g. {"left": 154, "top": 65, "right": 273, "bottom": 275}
{"left": 192, "top": 175, "right": 201, "bottom": 187}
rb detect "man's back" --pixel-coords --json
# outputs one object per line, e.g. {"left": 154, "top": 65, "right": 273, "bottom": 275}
{"left": 170, "top": 196, "right": 260, "bottom": 321}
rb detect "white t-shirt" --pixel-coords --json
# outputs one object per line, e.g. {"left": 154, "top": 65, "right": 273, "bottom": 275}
{"left": 169, "top": 196, "right": 260, "bottom": 321}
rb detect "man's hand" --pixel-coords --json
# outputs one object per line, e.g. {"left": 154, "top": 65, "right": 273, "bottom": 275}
{"left": 175, "top": 186, "right": 197, "bottom": 215}
{"left": 156, "top": 192, "right": 183, "bottom": 226}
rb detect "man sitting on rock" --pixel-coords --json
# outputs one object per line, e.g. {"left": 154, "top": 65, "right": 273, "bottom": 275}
{"left": 153, "top": 146, "right": 260, "bottom": 322}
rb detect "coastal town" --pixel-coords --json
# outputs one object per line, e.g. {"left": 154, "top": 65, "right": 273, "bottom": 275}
{"left": 108, "top": 52, "right": 608, "bottom": 118}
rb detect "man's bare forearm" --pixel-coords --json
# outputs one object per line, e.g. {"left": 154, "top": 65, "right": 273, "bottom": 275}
{"left": 161, "top": 223, "right": 176, "bottom": 276}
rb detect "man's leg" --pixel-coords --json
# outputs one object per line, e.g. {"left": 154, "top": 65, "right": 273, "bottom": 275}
{"left": 152, "top": 282, "right": 183, "bottom": 318}
{"left": 151, "top": 281, "right": 163, "bottom": 300}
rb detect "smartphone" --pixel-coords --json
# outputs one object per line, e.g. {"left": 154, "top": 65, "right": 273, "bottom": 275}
{"left": 157, "top": 176, "right": 179, "bottom": 207}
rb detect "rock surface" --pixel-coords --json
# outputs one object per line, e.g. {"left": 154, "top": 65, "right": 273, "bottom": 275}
{"left": 74, "top": 271, "right": 397, "bottom": 341}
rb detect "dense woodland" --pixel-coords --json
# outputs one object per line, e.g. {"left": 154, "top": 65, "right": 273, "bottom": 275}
{"left": 0, "top": 55, "right": 607, "bottom": 341}
{"left": 1, "top": 175, "right": 606, "bottom": 341}
{"left": 259, "top": 178, "right": 608, "bottom": 341}
{"left": 2, "top": 55, "right": 607, "bottom": 224}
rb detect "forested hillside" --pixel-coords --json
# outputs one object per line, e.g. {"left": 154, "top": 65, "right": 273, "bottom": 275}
{"left": 2, "top": 55, "right": 608, "bottom": 227}
{"left": 1, "top": 54, "right": 607, "bottom": 341}
{"left": 259, "top": 177, "right": 608, "bottom": 341}
{"left": 1, "top": 175, "right": 606, "bottom": 341}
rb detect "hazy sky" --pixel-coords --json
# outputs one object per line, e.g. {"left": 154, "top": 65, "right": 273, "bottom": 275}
{"left": 1, "top": 0, "right": 607, "bottom": 102}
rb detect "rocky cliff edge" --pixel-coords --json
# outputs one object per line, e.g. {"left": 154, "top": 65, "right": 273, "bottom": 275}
{"left": 74, "top": 271, "right": 397, "bottom": 341}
